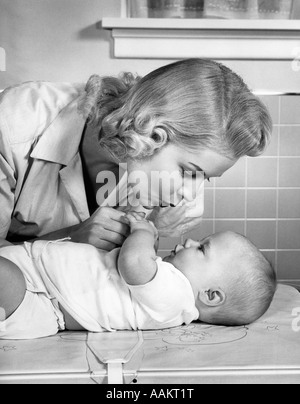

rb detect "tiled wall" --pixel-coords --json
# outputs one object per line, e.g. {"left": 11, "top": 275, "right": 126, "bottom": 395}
{"left": 158, "top": 94, "right": 300, "bottom": 289}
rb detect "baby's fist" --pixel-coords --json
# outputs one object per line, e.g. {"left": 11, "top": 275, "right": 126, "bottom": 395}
{"left": 125, "top": 212, "right": 159, "bottom": 240}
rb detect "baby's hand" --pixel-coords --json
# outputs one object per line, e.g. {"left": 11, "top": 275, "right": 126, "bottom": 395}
{"left": 125, "top": 212, "right": 159, "bottom": 240}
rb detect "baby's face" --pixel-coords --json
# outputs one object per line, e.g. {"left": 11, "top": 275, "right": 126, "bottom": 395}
{"left": 163, "top": 232, "right": 239, "bottom": 297}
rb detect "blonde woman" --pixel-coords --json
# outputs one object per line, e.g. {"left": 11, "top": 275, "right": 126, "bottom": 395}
{"left": 0, "top": 59, "right": 272, "bottom": 251}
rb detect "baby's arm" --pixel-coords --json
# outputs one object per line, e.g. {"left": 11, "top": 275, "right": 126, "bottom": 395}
{"left": 0, "top": 257, "right": 26, "bottom": 321}
{"left": 118, "top": 213, "right": 159, "bottom": 286}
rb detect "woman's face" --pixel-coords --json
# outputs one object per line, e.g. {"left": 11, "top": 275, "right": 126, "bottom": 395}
{"left": 127, "top": 144, "right": 237, "bottom": 208}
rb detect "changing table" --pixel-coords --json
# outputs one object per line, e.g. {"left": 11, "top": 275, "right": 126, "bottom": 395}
{"left": 0, "top": 285, "right": 300, "bottom": 384}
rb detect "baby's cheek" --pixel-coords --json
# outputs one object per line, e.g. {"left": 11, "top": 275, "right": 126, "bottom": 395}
{"left": 173, "top": 254, "right": 188, "bottom": 273}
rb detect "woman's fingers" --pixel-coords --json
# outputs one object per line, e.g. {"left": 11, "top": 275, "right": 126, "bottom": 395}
{"left": 70, "top": 207, "right": 130, "bottom": 250}
{"left": 104, "top": 219, "right": 130, "bottom": 237}
{"left": 100, "top": 229, "right": 126, "bottom": 247}
{"left": 95, "top": 239, "right": 118, "bottom": 252}
{"left": 92, "top": 207, "right": 130, "bottom": 237}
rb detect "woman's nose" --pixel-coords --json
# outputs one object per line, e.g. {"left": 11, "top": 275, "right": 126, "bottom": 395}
{"left": 177, "top": 174, "right": 205, "bottom": 203}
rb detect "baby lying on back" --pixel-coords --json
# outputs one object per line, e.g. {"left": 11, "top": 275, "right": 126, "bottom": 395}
{"left": 0, "top": 213, "right": 276, "bottom": 340}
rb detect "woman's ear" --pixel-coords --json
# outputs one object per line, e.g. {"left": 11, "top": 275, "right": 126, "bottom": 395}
{"left": 199, "top": 288, "right": 226, "bottom": 307}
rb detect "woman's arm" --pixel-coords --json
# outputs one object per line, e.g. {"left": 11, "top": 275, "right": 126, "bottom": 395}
{"left": 21, "top": 207, "right": 130, "bottom": 252}
{"left": 118, "top": 213, "right": 159, "bottom": 286}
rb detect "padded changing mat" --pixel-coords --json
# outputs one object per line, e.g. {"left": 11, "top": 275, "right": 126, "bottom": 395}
{"left": 0, "top": 284, "right": 300, "bottom": 384}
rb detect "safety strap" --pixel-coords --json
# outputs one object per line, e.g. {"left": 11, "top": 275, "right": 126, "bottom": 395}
{"left": 107, "top": 362, "right": 124, "bottom": 385}
{"left": 87, "top": 331, "right": 144, "bottom": 384}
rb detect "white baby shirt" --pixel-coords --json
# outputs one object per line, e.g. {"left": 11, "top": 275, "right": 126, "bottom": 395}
{"left": 0, "top": 240, "right": 199, "bottom": 332}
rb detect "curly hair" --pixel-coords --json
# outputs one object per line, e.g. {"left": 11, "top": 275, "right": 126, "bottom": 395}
{"left": 79, "top": 59, "right": 272, "bottom": 162}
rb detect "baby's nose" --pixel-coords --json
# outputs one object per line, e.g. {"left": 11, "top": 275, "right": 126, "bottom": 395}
{"left": 175, "top": 244, "right": 185, "bottom": 253}
{"left": 184, "top": 239, "right": 200, "bottom": 248}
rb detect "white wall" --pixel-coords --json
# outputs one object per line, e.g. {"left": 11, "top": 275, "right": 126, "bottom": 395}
{"left": 0, "top": 0, "right": 165, "bottom": 88}
{"left": 0, "top": 0, "right": 300, "bottom": 92}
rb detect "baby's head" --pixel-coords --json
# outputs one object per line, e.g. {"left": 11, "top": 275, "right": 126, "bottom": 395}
{"left": 163, "top": 231, "right": 277, "bottom": 326}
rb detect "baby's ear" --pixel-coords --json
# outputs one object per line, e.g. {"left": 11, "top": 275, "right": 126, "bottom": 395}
{"left": 199, "top": 288, "right": 226, "bottom": 307}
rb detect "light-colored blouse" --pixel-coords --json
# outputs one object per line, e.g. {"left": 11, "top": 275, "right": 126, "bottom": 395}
{"left": 0, "top": 81, "right": 91, "bottom": 241}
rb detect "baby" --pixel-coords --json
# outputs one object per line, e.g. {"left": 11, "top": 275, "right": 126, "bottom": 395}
{"left": 0, "top": 213, "right": 276, "bottom": 340}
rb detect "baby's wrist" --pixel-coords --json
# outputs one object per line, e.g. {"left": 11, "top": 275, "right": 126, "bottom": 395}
{"left": 130, "top": 221, "right": 159, "bottom": 241}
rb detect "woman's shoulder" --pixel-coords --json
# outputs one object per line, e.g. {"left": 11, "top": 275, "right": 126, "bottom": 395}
{"left": 0, "top": 81, "right": 85, "bottom": 145}
{"left": 0, "top": 81, "right": 84, "bottom": 106}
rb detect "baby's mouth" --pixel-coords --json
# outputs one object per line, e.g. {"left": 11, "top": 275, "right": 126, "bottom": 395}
{"left": 170, "top": 244, "right": 181, "bottom": 256}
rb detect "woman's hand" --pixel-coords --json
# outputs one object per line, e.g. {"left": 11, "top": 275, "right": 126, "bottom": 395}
{"left": 148, "top": 204, "right": 204, "bottom": 238}
{"left": 70, "top": 207, "right": 130, "bottom": 251}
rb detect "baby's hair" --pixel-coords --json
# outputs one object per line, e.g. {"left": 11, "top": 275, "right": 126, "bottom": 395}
{"left": 206, "top": 233, "right": 277, "bottom": 326}
{"left": 79, "top": 59, "right": 272, "bottom": 162}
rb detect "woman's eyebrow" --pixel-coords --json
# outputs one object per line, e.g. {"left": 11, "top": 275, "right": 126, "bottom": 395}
{"left": 189, "top": 162, "right": 222, "bottom": 179}
{"left": 189, "top": 163, "right": 204, "bottom": 172}
{"left": 188, "top": 162, "right": 211, "bottom": 179}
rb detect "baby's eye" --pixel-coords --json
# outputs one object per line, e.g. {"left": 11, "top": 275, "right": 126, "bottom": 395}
{"left": 198, "top": 245, "right": 205, "bottom": 254}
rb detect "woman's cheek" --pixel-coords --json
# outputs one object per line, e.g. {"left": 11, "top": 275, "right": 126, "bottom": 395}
{"left": 160, "top": 173, "right": 184, "bottom": 203}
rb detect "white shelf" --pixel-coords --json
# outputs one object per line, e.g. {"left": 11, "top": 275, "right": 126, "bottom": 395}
{"left": 101, "top": 18, "right": 300, "bottom": 60}
{"left": 102, "top": 18, "right": 300, "bottom": 31}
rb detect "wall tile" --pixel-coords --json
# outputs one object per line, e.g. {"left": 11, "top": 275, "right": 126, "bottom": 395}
{"left": 157, "top": 250, "right": 171, "bottom": 259}
{"left": 214, "top": 220, "right": 245, "bottom": 236}
{"left": 246, "top": 220, "right": 277, "bottom": 250}
{"left": 184, "top": 220, "right": 214, "bottom": 241}
{"left": 247, "top": 189, "right": 277, "bottom": 219}
{"left": 278, "top": 189, "right": 300, "bottom": 219}
{"left": 262, "top": 126, "right": 279, "bottom": 157}
{"left": 277, "top": 252, "right": 300, "bottom": 280}
{"left": 278, "top": 221, "right": 300, "bottom": 250}
{"left": 262, "top": 251, "right": 276, "bottom": 271}
{"left": 279, "top": 126, "right": 300, "bottom": 156}
{"left": 259, "top": 95, "right": 280, "bottom": 125}
{"left": 159, "top": 236, "right": 182, "bottom": 250}
{"left": 281, "top": 96, "right": 300, "bottom": 125}
{"left": 247, "top": 158, "right": 278, "bottom": 188}
{"left": 203, "top": 189, "right": 214, "bottom": 219}
{"left": 215, "top": 158, "right": 246, "bottom": 188}
{"left": 215, "top": 189, "right": 246, "bottom": 218}
{"left": 205, "top": 177, "right": 214, "bottom": 189}
{"left": 279, "top": 158, "right": 300, "bottom": 188}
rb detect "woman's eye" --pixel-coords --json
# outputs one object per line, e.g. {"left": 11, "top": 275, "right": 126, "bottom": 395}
{"left": 180, "top": 168, "right": 203, "bottom": 180}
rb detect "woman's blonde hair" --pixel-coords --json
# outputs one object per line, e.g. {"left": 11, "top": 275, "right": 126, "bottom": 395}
{"left": 79, "top": 59, "right": 272, "bottom": 161}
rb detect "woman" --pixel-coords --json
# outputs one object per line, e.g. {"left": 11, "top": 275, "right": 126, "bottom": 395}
{"left": 0, "top": 59, "right": 272, "bottom": 250}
